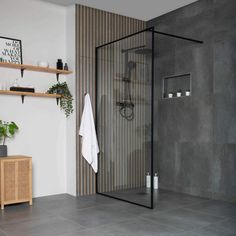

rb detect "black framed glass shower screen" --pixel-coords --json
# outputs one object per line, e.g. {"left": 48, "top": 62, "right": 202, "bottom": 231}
{"left": 96, "top": 29, "right": 154, "bottom": 208}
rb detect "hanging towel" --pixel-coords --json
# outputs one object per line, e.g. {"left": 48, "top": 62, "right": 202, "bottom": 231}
{"left": 79, "top": 93, "right": 99, "bottom": 173}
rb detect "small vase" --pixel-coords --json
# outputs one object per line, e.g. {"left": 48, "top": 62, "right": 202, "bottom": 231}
{"left": 168, "top": 93, "right": 173, "bottom": 98}
{"left": 0, "top": 145, "right": 7, "bottom": 157}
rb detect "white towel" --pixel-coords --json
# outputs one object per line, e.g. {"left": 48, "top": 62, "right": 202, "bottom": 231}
{"left": 79, "top": 93, "right": 99, "bottom": 173}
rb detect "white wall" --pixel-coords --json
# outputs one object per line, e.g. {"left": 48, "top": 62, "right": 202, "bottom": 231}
{"left": 0, "top": 0, "right": 75, "bottom": 197}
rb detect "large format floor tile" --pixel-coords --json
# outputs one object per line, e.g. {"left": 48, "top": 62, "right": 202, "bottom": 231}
{"left": 0, "top": 191, "right": 235, "bottom": 236}
{"left": 0, "top": 216, "right": 85, "bottom": 236}
{"left": 60, "top": 203, "right": 137, "bottom": 228}
{"left": 190, "top": 217, "right": 236, "bottom": 236}
{"left": 142, "top": 208, "right": 223, "bottom": 231}
{"left": 184, "top": 200, "right": 236, "bottom": 218}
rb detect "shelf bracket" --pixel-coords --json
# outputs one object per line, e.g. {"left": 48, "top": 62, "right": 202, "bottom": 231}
{"left": 21, "top": 68, "right": 25, "bottom": 78}
{"left": 56, "top": 73, "right": 60, "bottom": 82}
{"left": 56, "top": 97, "right": 60, "bottom": 106}
{"left": 21, "top": 95, "right": 25, "bottom": 104}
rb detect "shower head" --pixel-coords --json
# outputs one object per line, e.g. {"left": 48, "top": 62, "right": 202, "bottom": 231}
{"left": 134, "top": 48, "right": 152, "bottom": 55}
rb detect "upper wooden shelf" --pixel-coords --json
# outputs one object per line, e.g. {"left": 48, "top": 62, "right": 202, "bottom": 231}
{"left": 0, "top": 90, "right": 61, "bottom": 98}
{"left": 0, "top": 62, "right": 72, "bottom": 78}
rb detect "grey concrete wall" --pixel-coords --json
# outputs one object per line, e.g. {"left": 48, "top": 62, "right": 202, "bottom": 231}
{"left": 148, "top": 0, "right": 236, "bottom": 201}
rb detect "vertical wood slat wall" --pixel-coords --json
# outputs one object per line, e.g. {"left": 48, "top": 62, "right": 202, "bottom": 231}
{"left": 76, "top": 4, "right": 146, "bottom": 196}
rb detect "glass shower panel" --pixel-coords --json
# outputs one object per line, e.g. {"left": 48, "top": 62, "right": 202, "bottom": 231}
{"left": 96, "top": 30, "right": 154, "bottom": 208}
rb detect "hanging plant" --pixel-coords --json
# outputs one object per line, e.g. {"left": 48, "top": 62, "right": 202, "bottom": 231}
{"left": 47, "top": 82, "right": 73, "bottom": 117}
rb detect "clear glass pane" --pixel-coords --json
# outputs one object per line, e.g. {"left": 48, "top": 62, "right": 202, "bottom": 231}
{"left": 96, "top": 30, "right": 153, "bottom": 208}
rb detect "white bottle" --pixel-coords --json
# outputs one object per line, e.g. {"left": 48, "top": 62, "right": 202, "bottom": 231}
{"left": 154, "top": 173, "right": 158, "bottom": 190}
{"left": 146, "top": 172, "right": 151, "bottom": 188}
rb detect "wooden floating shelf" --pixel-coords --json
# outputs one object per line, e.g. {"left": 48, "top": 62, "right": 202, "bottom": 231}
{"left": 0, "top": 90, "right": 61, "bottom": 104}
{"left": 0, "top": 90, "right": 61, "bottom": 98}
{"left": 0, "top": 62, "right": 72, "bottom": 80}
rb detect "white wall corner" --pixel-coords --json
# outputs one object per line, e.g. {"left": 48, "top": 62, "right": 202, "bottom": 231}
{"left": 65, "top": 4, "right": 77, "bottom": 196}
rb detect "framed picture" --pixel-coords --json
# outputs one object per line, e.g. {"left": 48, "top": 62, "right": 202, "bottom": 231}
{"left": 0, "top": 36, "right": 23, "bottom": 64}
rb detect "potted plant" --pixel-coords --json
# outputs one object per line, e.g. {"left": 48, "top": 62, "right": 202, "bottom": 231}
{"left": 168, "top": 92, "right": 173, "bottom": 98}
{"left": 177, "top": 90, "right": 182, "bottom": 97}
{"left": 0, "top": 120, "right": 19, "bottom": 157}
{"left": 47, "top": 82, "right": 73, "bottom": 117}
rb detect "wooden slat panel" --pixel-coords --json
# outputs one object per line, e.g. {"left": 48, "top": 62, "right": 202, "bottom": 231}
{"left": 76, "top": 4, "right": 146, "bottom": 196}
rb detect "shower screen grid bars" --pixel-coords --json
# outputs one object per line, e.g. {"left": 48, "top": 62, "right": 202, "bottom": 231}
{"left": 95, "top": 27, "right": 203, "bottom": 209}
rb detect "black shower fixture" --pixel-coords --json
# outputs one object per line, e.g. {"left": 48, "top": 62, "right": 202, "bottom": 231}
{"left": 116, "top": 45, "right": 152, "bottom": 121}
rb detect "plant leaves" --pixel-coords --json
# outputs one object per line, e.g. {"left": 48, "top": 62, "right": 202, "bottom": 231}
{"left": 47, "top": 82, "right": 73, "bottom": 117}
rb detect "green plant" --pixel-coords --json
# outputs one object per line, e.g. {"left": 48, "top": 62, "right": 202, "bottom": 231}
{"left": 47, "top": 82, "right": 73, "bottom": 117}
{"left": 0, "top": 120, "right": 19, "bottom": 145}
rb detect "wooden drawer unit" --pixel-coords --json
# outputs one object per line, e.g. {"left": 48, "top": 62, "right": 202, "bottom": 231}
{"left": 0, "top": 156, "right": 32, "bottom": 209}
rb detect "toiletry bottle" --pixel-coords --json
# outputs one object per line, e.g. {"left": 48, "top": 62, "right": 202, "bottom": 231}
{"left": 57, "top": 59, "right": 63, "bottom": 70}
{"left": 146, "top": 172, "right": 151, "bottom": 188}
{"left": 64, "top": 63, "right": 68, "bottom": 71}
{"left": 154, "top": 173, "right": 158, "bottom": 190}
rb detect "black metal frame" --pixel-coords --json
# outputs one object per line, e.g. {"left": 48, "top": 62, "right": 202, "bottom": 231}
{"left": 95, "top": 27, "right": 203, "bottom": 209}
{"left": 0, "top": 36, "right": 23, "bottom": 64}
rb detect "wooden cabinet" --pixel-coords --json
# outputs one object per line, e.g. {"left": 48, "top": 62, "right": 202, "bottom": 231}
{"left": 0, "top": 156, "right": 32, "bottom": 210}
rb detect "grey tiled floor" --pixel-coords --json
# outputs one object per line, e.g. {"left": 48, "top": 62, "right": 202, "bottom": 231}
{"left": 0, "top": 190, "right": 235, "bottom": 236}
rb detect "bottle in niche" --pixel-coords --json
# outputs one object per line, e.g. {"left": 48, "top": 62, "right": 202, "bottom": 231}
{"left": 146, "top": 172, "right": 151, "bottom": 188}
{"left": 57, "top": 59, "right": 63, "bottom": 70}
{"left": 154, "top": 173, "right": 158, "bottom": 190}
{"left": 64, "top": 63, "right": 68, "bottom": 71}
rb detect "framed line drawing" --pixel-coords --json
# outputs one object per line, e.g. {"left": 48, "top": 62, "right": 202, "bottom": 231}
{"left": 0, "top": 36, "right": 23, "bottom": 64}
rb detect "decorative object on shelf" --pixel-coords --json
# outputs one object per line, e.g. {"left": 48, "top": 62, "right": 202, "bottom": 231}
{"left": 56, "top": 59, "right": 63, "bottom": 70}
{"left": 0, "top": 82, "right": 9, "bottom": 90}
{"left": 13, "top": 78, "right": 20, "bottom": 87}
{"left": 47, "top": 82, "right": 73, "bottom": 117}
{"left": 0, "top": 36, "right": 23, "bottom": 64}
{"left": 177, "top": 90, "right": 182, "bottom": 97}
{"left": 64, "top": 63, "right": 68, "bottom": 71}
{"left": 0, "top": 120, "right": 19, "bottom": 157}
{"left": 185, "top": 90, "right": 191, "bottom": 96}
{"left": 37, "top": 61, "right": 49, "bottom": 68}
{"left": 168, "top": 92, "right": 173, "bottom": 98}
{"left": 10, "top": 86, "right": 35, "bottom": 93}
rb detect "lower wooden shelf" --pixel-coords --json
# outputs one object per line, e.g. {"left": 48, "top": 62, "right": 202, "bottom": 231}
{"left": 0, "top": 90, "right": 61, "bottom": 104}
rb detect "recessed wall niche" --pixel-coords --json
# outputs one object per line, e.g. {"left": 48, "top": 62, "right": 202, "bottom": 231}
{"left": 162, "top": 73, "right": 191, "bottom": 99}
